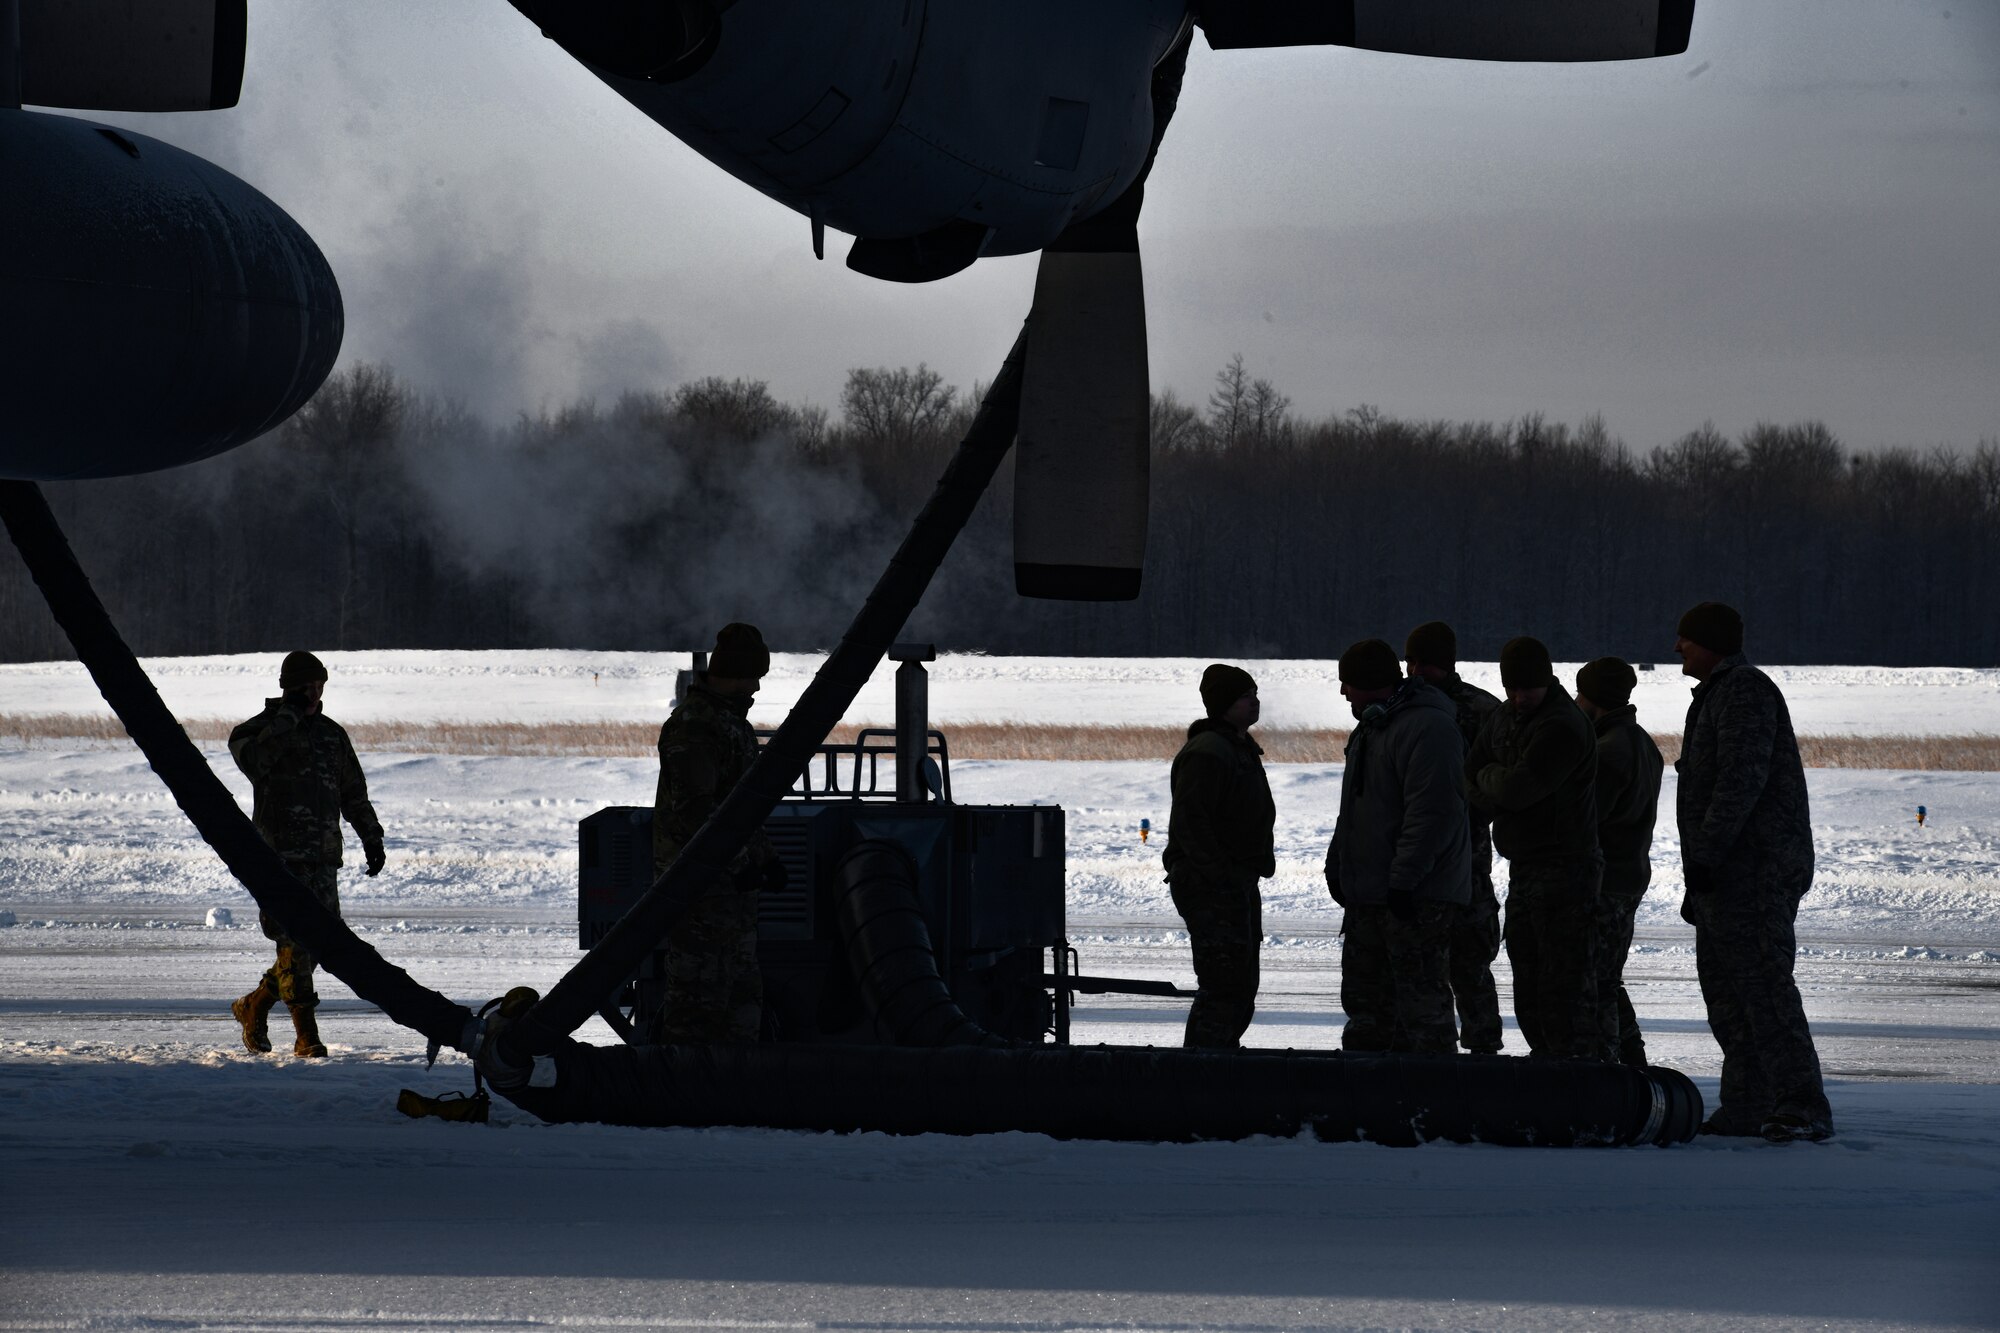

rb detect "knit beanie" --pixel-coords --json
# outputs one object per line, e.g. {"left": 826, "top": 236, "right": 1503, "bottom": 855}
{"left": 1404, "top": 620, "right": 1457, "bottom": 670}
{"left": 1498, "top": 636, "right": 1555, "bottom": 690}
{"left": 1338, "top": 639, "right": 1402, "bottom": 692}
{"left": 1199, "top": 663, "right": 1257, "bottom": 717}
{"left": 1676, "top": 602, "right": 1744, "bottom": 657}
{"left": 1576, "top": 656, "right": 1638, "bottom": 709}
{"left": 708, "top": 623, "right": 771, "bottom": 679}
{"left": 279, "top": 650, "right": 327, "bottom": 688}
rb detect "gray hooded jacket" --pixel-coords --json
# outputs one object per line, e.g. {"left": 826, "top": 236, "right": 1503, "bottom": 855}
{"left": 1326, "top": 678, "right": 1473, "bottom": 906}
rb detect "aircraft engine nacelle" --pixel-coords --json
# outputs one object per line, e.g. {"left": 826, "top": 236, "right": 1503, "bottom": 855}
{"left": 514, "top": 0, "right": 1189, "bottom": 280}
{"left": 0, "top": 110, "right": 343, "bottom": 480}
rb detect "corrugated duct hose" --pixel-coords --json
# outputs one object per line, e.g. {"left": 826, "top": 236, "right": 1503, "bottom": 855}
{"left": 0, "top": 481, "right": 476, "bottom": 1053}
{"left": 498, "top": 1039, "right": 1702, "bottom": 1147}
{"left": 831, "top": 839, "right": 1008, "bottom": 1048}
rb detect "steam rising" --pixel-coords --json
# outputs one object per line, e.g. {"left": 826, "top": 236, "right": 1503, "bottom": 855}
{"left": 398, "top": 398, "right": 890, "bottom": 650}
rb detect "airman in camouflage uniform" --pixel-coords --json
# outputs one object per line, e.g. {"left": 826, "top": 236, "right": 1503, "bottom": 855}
{"left": 227, "top": 651, "right": 385, "bottom": 1059}
{"left": 1405, "top": 621, "right": 1504, "bottom": 1053}
{"left": 1674, "top": 603, "right": 1832, "bottom": 1142}
{"left": 650, "top": 623, "right": 781, "bottom": 1044}
{"left": 1163, "top": 664, "right": 1276, "bottom": 1049}
{"left": 1468, "top": 637, "right": 1603, "bottom": 1061}
{"left": 1576, "top": 657, "right": 1665, "bottom": 1066}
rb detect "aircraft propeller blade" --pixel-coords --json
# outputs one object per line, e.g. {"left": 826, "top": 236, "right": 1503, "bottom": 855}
{"left": 1011, "top": 20, "right": 1192, "bottom": 602}
{"left": 1198, "top": 0, "right": 1696, "bottom": 61}
{"left": 17, "top": 0, "right": 247, "bottom": 111}
{"left": 1014, "top": 223, "right": 1152, "bottom": 601}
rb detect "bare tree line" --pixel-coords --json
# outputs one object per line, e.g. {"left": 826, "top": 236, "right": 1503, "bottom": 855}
{"left": 4, "top": 360, "right": 1996, "bottom": 667}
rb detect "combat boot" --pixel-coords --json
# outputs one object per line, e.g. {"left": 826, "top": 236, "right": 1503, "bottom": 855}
{"left": 1760, "top": 1108, "right": 1834, "bottom": 1144}
{"left": 289, "top": 1001, "right": 328, "bottom": 1058}
{"left": 230, "top": 978, "right": 278, "bottom": 1054}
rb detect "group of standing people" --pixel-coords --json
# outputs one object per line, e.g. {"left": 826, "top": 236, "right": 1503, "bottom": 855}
{"left": 221, "top": 610, "right": 1833, "bottom": 1144}
{"left": 1164, "top": 602, "right": 1835, "bottom": 1143}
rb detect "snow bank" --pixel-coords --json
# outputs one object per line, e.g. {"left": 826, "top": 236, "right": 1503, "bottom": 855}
{"left": 4, "top": 649, "right": 1998, "bottom": 735}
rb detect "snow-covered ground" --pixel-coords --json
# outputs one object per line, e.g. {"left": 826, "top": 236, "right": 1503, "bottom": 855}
{"left": 5, "top": 749, "right": 1997, "bottom": 947}
{"left": 5, "top": 649, "right": 2000, "bottom": 735}
{"left": 3, "top": 655, "right": 1998, "bottom": 1330}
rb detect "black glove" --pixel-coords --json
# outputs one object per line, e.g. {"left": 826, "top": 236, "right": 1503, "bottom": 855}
{"left": 1322, "top": 835, "right": 1345, "bottom": 906}
{"left": 1684, "top": 862, "right": 1717, "bottom": 895}
{"left": 760, "top": 857, "right": 788, "bottom": 895}
{"left": 1387, "top": 890, "right": 1418, "bottom": 922}
{"left": 364, "top": 838, "right": 386, "bottom": 877}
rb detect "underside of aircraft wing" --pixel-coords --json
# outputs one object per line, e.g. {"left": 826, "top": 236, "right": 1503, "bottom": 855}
{"left": 1199, "top": 0, "right": 1695, "bottom": 61}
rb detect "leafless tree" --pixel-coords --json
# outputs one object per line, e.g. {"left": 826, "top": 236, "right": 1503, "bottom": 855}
{"left": 1206, "top": 353, "right": 1250, "bottom": 448}
{"left": 1150, "top": 388, "right": 1207, "bottom": 452}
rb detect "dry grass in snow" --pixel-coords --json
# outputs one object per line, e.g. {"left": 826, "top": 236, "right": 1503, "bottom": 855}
{"left": 4, "top": 713, "right": 1999, "bottom": 770}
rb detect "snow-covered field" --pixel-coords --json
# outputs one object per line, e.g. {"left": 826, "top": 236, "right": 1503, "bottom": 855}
{"left": 3, "top": 653, "right": 1998, "bottom": 1331}
{"left": 6, "top": 649, "right": 2000, "bottom": 735}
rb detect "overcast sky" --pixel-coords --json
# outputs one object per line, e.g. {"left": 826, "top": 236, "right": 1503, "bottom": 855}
{"left": 91, "top": 1, "right": 2000, "bottom": 451}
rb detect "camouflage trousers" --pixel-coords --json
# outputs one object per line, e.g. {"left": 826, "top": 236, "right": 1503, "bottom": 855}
{"left": 1448, "top": 867, "right": 1504, "bottom": 1052}
{"left": 259, "top": 860, "right": 339, "bottom": 1006}
{"left": 648, "top": 869, "right": 763, "bottom": 1044}
{"left": 1503, "top": 853, "right": 1604, "bottom": 1060}
{"left": 1595, "top": 859, "right": 1652, "bottom": 1066}
{"left": 1170, "top": 872, "right": 1262, "bottom": 1049}
{"left": 1682, "top": 862, "right": 1832, "bottom": 1130}
{"left": 1340, "top": 899, "right": 1457, "bottom": 1055}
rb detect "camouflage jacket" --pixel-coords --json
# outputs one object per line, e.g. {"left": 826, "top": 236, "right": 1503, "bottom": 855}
{"left": 1163, "top": 719, "right": 1276, "bottom": 885}
{"left": 1677, "top": 655, "right": 1813, "bottom": 877}
{"left": 653, "top": 681, "right": 775, "bottom": 876}
{"left": 228, "top": 700, "right": 382, "bottom": 866}
{"left": 1593, "top": 704, "right": 1664, "bottom": 867}
{"left": 1434, "top": 671, "right": 1501, "bottom": 860}
{"left": 1466, "top": 683, "right": 1599, "bottom": 861}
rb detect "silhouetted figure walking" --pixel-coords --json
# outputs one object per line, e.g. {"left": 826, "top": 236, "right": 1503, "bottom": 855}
{"left": 228, "top": 651, "right": 386, "bottom": 1059}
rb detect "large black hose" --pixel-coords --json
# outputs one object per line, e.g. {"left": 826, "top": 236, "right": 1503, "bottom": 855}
{"left": 497, "top": 1040, "right": 1704, "bottom": 1148}
{"left": 510, "top": 326, "right": 1029, "bottom": 1058}
{"left": 0, "top": 481, "right": 476, "bottom": 1051}
{"left": 833, "top": 840, "right": 1005, "bottom": 1048}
